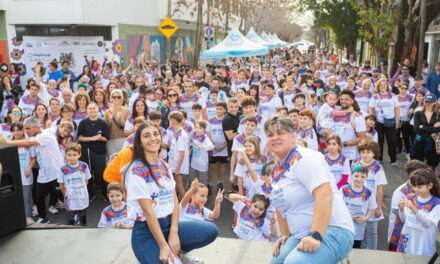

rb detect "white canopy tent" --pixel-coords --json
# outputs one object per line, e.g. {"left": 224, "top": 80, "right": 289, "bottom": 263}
{"left": 260, "top": 31, "right": 280, "bottom": 49}
{"left": 200, "top": 28, "right": 269, "bottom": 60}
{"left": 246, "top": 27, "right": 272, "bottom": 49}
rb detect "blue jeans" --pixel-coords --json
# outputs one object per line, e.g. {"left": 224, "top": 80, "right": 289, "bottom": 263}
{"left": 131, "top": 217, "right": 218, "bottom": 264}
{"left": 271, "top": 226, "right": 354, "bottom": 264}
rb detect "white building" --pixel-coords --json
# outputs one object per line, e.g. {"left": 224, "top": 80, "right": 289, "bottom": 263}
{"left": 1, "top": 0, "right": 234, "bottom": 70}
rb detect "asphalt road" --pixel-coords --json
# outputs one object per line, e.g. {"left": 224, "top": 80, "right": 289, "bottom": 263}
{"left": 45, "top": 152, "right": 411, "bottom": 251}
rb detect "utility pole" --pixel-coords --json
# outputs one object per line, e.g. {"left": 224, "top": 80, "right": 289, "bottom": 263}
{"left": 166, "top": 0, "right": 172, "bottom": 65}
{"left": 193, "top": 0, "right": 204, "bottom": 68}
{"left": 417, "top": 0, "right": 427, "bottom": 78}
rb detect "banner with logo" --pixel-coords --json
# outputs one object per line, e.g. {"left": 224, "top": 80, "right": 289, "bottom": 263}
{"left": 22, "top": 36, "right": 105, "bottom": 76}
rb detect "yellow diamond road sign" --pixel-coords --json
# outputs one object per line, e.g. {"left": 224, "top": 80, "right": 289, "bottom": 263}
{"left": 159, "top": 17, "right": 178, "bottom": 39}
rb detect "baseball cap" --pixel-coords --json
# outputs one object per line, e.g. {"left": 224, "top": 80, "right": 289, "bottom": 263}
{"left": 425, "top": 93, "right": 437, "bottom": 103}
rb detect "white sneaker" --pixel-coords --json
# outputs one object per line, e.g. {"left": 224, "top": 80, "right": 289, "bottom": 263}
{"left": 391, "top": 162, "right": 399, "bottom": 167}
{"left": 32, "top": 206, "right": 38, "bottom": 217}
{"left": 26, "top": 217, "right": 35, "bottom": 225}
{"left": 48, "top": 206, "right": 59, "bottom": 214}
{"left": 181, "top": 254, "right": 204, "bottom": 264}
{"left": 35, "top": 218, "right": 50, "bottom": 224}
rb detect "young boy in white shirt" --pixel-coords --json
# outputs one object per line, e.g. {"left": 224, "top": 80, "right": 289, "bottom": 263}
{"left": 59, "top": 143, "right": 91, "bottom": 226}
{"left": 167, "top": 111, "right": 191, "bottom": 200}
{"left": 190, "top": 120, "right": 215, "bottom": 185}
{"left": 207, "top": 102, "right": 228, "bottom": 194}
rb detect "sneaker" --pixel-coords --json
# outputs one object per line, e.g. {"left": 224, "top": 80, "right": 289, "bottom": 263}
{"left": 32, "top": 206, "right": 38, "bottom": 217}
{"left": 48, "top": 206, "right": 59, "bottom": 214}
{"left": 36, "top": 218, "right": 50, "bottom": 224}
{"left": 26, "top": 217, "right": 35, "bottom": 226}
{"left": 391, "top": 162, "right": 399, "bottom": 167}
{"left": 181, "top": 254, "right": 204, "bottom": 264}
{"left": 55, "top": 200, "right": 64, "bottom": 209}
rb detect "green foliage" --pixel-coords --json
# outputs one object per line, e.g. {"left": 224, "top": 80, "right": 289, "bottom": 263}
{"left": 291, "top": 0, "right": 359, "bottom": 49}
{"left": 352, "top": 1, "right": 395, "bottom": 57}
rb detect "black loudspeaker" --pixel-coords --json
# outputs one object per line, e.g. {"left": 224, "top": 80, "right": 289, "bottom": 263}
{"left": 0, "top": 145, "right": 26, "bottom": 237}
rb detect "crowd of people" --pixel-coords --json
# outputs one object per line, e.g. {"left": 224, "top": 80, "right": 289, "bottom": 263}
{"left": 1, "top": 46, "right": 440, "bottom": 263}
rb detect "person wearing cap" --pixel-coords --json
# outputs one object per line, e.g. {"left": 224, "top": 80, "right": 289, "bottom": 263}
{"left": 412, "top": 93, "right": 440, "bottom": 168}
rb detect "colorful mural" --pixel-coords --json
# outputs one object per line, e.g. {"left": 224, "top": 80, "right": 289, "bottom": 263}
{"left": 123, "top": 34, "right": 193, "bottom": 65}
{"left": 170, "top": 35, "right": 193, "bottom": 65}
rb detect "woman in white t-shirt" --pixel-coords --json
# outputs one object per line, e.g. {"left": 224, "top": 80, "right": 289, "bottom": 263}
{"left": 368, "top": 78, "right": 400, "bottom": 165}
{"left": 265, "top": 117, "right": 354, "bottom": 264}
{"left": 125, "top": 122, "right": 218, "bottom": 264}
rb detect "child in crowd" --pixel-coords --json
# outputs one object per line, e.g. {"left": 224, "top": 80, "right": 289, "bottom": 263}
{"left": 11, "top": 122, "right": 36, "bottom": 225}
{"left": 342, "top": 165, "right": 376, "bottom": 248}
{"left": 297, "top": 109, "right": 318, "bottom": 151}
{"left": 205, "top": 90, "right": 219, "bottom": 120}
{"left": 230, "top": 116, "right": 259, "bottom": 185}
{"left": 325, "top": 134, "right": 351, "bottom": 189}
{"left": 191, "top": 103, "right": 206, "bottom": 123}
{"left": 398, "top": 168, "right": 440, "bottom": 257}
{"left": 123, "top": 116, "right": 146, "bottom": 148}
{"left": 59, "top": 143, "right": 91, "bottom": 226}
{"left": 148, "top": 111, "right": 168, "bottom": 160}
{"left": 276, "top": 106, "right": 288, "bottom": 118}
{"left": 181, "top": 111, "right": 194, "bottom": 137}
{"left": 287, "top": 108, "right": 300, "bottom": 133}
{"left": 351, "top": 140, "right": 387, "bottom": 250}
{"left": 207, "top": 102, "right": 228, "bottom": 194}
{"left": 228, "top": 193, "right": 276, "bottom": 241}
{"left": 388, "top": 160, "right": 430, "bottom": 251}
{"left": 98, "top": 182, "right": 133, "bottom": 228}
{"left": 180, "top": 179, "right": 223, "bottom": 222}
{"left": 365, "top": 115, "right": 378, "bottom": 143}
{"left": 234, "top": 137, "right": 267, "bottom": 198}
{"left": 167, "top": 111, "right": 191, "bottom": 199}
{"left": 190, "top": 120, "right": 215, "bottom": 185}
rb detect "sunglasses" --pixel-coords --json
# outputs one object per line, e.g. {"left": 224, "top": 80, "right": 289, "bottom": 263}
{"left": 168, "top": 94, "right": 178, "bottom": 98}
{"left": 112, "top": 96, "right": 122, "bottom": 99}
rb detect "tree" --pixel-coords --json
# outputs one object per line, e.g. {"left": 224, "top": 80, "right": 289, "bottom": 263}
{"left": 291, "top": 0, "right": 359, "bottom": 58}
{"left": 352, "top": 0, "right": 395, "bottom": 61}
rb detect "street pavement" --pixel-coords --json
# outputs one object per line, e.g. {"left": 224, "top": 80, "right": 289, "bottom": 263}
{"left": 45, "top": 152, "right": 411, "bottom": 251}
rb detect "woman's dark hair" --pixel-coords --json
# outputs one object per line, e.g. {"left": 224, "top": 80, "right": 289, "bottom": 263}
{"left": 131, "top": 98, "right": 149, "bottom": 120}
{"left": 10, "top": 122, "right": 24, "bottom": 139}
{"left": 33, "top": 103, "right": 49, "bottom": 124}
{"left": 252, "top": 194, "right": 270, "bottom": 219}
{"left": 131, "top": 122, "right": 163, "bottom": 187}
{"left": 410, "top": 168, "right": 440, "bottom": 197}
{"left": 248, "top": 84, "right": 260, "bottom": 105}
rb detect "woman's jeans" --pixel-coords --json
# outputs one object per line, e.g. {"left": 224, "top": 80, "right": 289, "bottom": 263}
{"left": 271, "top": 226, "right": 354, "bottom": 264}
{"left": 132, "top": 217, "right": 218, "bottom": 264}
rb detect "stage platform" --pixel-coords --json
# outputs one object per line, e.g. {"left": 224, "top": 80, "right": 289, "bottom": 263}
{"left": 0, "top": 229, "right": 431, "bottom": 264}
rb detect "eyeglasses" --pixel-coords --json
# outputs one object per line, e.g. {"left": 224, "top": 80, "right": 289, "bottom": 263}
{"left": 168, "top": 94, "right": 178, "bottom": 98}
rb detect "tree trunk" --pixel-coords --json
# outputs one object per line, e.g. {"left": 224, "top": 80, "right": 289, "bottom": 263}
{"left": 225, "top": 0, "right": 230, "bottom": 32}
{"left": 417, "top": 0, "right": 427, "bottom": 78}
{"left": 193, "top": 0, "right": 204, "bottom": 68}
